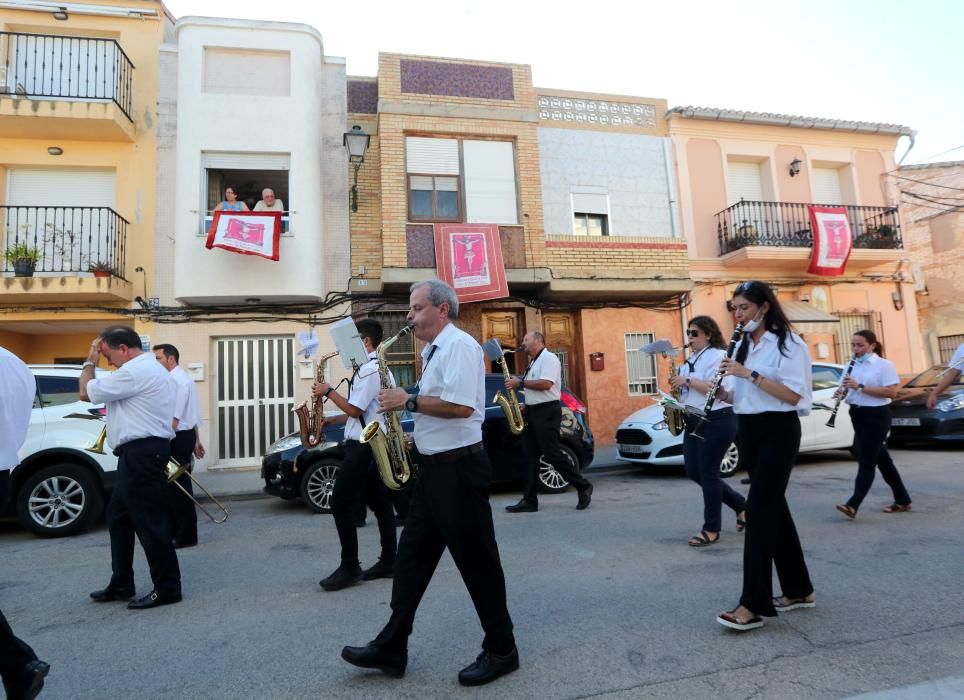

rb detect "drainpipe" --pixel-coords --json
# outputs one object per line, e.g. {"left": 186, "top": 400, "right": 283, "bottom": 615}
{"left": 662, "top": 139, "right": 681, "bottom": 239}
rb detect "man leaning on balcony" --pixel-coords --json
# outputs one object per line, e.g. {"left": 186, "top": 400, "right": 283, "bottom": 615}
{"left": 253, "top": 188, "right": 284, "bottom": 212}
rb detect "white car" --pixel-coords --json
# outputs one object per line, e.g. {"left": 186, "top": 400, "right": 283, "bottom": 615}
{"left": 615, "top": 362, "right": 856, "bottom": 476}
{"left": 1, "top": 365, "right": 117, "bottom": 537}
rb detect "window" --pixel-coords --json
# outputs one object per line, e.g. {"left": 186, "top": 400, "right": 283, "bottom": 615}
{"left": 625, "top": 333, "right": 658, "bottom": 395}
{"left": 938, "top": 334, "right": 964, "bottom": 364}
{"left": 370, "top": 312, "right": 418, "bottom": 388}
{"left": 201, "top": 153, "right": 290, "bottom": 234}
{"left": 571, "top": 189, "right": 609, "bottom": 236}
{"left": 727, "top": 161, "right": 765, "bottom": 205}
{"left": 812, "top": 166, "right": 843, "bottom": 205}
{"left": 551, "top": 350, "right": 570, "bottom": 389}
{"left": 36, "top": 376, "right": 80, "bottom": 408}
{"left": 408, "top": 175, "right": 461, "bottom": 222}
{"left": 573, "top": 213, "right": 608, "bottom": 236}
{"left": 811, "top": 365, "right": 842, "bottom": 392}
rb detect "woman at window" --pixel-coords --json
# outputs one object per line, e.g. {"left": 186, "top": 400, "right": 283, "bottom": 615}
{"left": 715, "top": 281, "right": 815, "bottom": 632}
{"left": 835, "top": 330, "right": 910, "bottom": 519}
{"left": 669, "top": 315, "right": 746, "bottom": 548}
{"left": 214, "top": 186, "right": 249, "bottom": 212}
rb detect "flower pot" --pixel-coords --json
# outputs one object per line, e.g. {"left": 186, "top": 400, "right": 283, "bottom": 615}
{"left": 92, "top": 270, "right": 111, "bottom": 278}
{"left": 13, "top": 260, "right": 36, "bottom": 277}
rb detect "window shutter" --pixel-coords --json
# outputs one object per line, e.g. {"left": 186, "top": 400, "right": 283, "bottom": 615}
{"left": 405, "top": 137, "right": 459, "bottom": 175}
{"left": 463, "top": 140, "right": 518, "bottom": 224}
{"left": 201, "top": 152, "right": 290, "bottom": 170}
{"left": 571, "top": 192, "right": 608, "bottom": 215}
{"left": 727, "top": 162, "right": 764, "bottom": 205}
{"left": 8, "top": 169, "right": 116, "bottom": 207}
{"left": 812, "top": 167, "right": 843, "bottom": 205}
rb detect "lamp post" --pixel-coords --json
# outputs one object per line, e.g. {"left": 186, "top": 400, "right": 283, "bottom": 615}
{"left": 343, "top": 125, "right": 370, "bottom": 213}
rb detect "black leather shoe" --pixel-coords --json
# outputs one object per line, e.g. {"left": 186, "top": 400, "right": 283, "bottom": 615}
{"left": 740, "top": 477, "right": 752, "bottom": 485}
{"left": 173, "top": 538, "right": 198, "bottom": 549}
{"left": 576, "top": 483, "right": 594, "bottom": 510}
{"left": 458, "top": 647, "right": 520, "bottom": 686}
{"left": 341, "top": 643, "right": 407, "bottom": 678}
{"left": 127, "top": 590, "right": 182, "bottom": 610}
{"left": 90, "top": 586, "right": 135, "bottom": 602}
{"left": 362, "top": 559, "right": 394, "bottom": 581}
{"left": 320, "top": 563, "right": 363, "bottom": 591}
{"left": 2, "top": 659, "right": 50, "bottom": 700}
{"left": 505, "top": 500, "right": 537, "bottom": 513}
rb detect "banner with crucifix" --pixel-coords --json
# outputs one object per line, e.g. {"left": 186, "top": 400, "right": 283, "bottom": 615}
{"left": 807, "top": 205, "right": 853, "bottom": 276}
{"left": 433, "top": 223, "right": 509, "bottom": 303}
{"left": 205, "top": 211, "right": 282, "bottom": 261}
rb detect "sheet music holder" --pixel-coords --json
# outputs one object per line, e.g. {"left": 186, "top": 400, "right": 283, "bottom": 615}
{"left": 329, "top": 317, "right": 369, "bottom": 371}
{"left": 640, "top": 338, "right": 679, "bottom": 356}
{"left": 657, "top": 390, "right": 706, "bottom": 417}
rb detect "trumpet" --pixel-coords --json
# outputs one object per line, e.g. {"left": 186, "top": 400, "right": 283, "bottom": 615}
{"left": 826, "top": 354, "right": 858, "bottom": 428}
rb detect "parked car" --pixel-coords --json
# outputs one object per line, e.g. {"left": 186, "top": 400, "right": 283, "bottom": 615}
{"left": 615, "top": 362, "right": 857, "bottom": 476}
{"left": 261, "top": 374, "right": 595, "bottom": 513}
{"left": 889, "top": 365, "right": 964, "bottom": 445}
{"left": 1, "top": 365, "right": 116, "bottom": 537}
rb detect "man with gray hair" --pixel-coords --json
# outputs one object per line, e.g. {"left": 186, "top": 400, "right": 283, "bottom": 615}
{"left": 253, "top": 188, "right": 284, "bottom": 212}
{"left": 341, "top": 279, "right": 519, "bottom": 686}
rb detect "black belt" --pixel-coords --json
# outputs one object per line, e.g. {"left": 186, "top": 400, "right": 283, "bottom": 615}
{"left": 113, "top": 435, "right": 169, "bottom": 456}
{"left": 418, "top": 442, "right": 484, "bottom": 465}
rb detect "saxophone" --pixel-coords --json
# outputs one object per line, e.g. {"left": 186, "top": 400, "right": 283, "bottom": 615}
{"left": 360, "top": 325, "right": 414, "bottom": 491}
{"left": 664, "top": 354, "right": 685, "bottom": 436}
{"left": 493, "top": 349, "right": 526, "bottom": 435}
{"left": 293, "top": 351, "right": 340, "bottom": 449}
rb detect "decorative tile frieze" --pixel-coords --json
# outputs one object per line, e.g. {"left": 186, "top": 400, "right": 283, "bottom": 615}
{"left": 538, "top": 95, "right": 657, "bottom": 128}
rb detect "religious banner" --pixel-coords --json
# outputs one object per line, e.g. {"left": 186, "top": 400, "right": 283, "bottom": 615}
{"left": 433, "top": 223, "right": 509, "bottom": 303}
{"left": 205, "top": 211, "right": 282, "bottom": 261}
{"left": 807, "top": 205, "right": 853, "bottom": 277}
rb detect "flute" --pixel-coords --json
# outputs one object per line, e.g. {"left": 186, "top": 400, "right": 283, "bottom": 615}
{"left": 826, "top": 355, "right": 858, "bottom": 428}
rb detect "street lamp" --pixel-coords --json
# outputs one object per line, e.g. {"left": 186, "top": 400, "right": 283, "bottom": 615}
{"left": 343, "top": 125, "right": 370, "bottom": 213}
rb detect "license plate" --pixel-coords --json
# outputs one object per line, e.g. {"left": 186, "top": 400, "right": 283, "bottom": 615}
{"left": 619, "top": 444, "right": 646, "bottom": 454}
{"left": 892, "top": 418, "right": 920, "bottom": 427}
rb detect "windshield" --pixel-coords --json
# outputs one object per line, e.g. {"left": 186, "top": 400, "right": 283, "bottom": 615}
{"left": 905, "top": 366, "right": 964, "bottom": 388}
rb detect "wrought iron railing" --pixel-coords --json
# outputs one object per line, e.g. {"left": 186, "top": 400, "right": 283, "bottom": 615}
{"left": 2, "top": 206, "right": 128, "bottom": 279}
{"left": 0, "top": 31, "right": 134, "bottom": 121}
{"left": 716, "top": 200, "right": 903, "bottom": 255}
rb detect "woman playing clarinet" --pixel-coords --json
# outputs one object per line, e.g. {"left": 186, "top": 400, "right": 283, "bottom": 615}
{"left": 714, "top": 281, "right": 816, "bottom": 632}
{"left": 834, "top": 330, "right": 911, "bottom": 519}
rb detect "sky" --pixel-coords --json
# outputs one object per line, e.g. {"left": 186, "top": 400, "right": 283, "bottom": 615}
{"left": 162, "top": 0, "right": 963, "bottom": 165}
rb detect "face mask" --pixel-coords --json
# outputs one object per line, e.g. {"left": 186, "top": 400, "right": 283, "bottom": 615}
{"left": 742, "top": 315, "right": 764, "bottom": 334}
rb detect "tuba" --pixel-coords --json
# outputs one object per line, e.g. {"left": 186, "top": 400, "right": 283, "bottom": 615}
{"left": 487, "top": 342, "right": 525, "bottom": 435}
{"left": 293, "top": 351, "right": 340, "bottom": 449}
{"left": 664, "top": 353, "right": 686, "bottom": 436}
{"left": 360, "top": 325, "right": 415, "bottom": 491}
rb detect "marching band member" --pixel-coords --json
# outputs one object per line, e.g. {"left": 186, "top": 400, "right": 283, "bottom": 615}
{"left": 926, "top": 342, "right": 964, "bottom": 409}
{"left": 669, "top": 316, "right": 746, "bottom": 547}
{"left": 341, "top": 280, "right": 518, "bottom": 686}
{"left": 715, "top": 281, "right": 815, "bottom": 632}
{"left": 835, "top": 331, "right": 911, "bottom": 518}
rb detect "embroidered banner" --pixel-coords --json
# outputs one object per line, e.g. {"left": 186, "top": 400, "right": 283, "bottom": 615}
{"left": 433, "top": 223, "right": 509, "bottom": 303}
{"left": 205, "top": 211, "right": 281, "bottom": 261}
{"left": 807, "top": 206, "right": 853, "bottom": 276}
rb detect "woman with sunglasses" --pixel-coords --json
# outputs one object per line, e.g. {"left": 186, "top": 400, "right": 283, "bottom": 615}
{"left": 714, "top": 281, "right": 815, "bottom": 632}
{"left": 834, "top": 330, "right": 910, "bottom": 519}
{"left": 669, "top": 316, "right": 747, "bottom": 547}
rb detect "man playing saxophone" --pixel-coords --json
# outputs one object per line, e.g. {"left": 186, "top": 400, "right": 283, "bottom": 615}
{"left": 313, "top": 319, "right": 397, "bottom": 591}
{"left": 505, "top": 331, "right": 593, "bottom": 513}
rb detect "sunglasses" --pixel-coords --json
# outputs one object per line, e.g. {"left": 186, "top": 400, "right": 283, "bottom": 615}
{"left": 734, "top": 280, "right": 759, "bottom": 295}
{"left": 686, "top": 330, "right": 701, "bottom": 337}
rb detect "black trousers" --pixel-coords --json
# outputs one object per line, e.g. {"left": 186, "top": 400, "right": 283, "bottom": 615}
{"left": 846, "top": 405, "right": 911, "bottom": 511}
{"left": 0, "top": 609, "right": 37, "bottom": 684}
{"left": 683, "top": 408, "right": 746, "bottom": 533}
{"left": 737, "top": 412, "right": 813, "bottom": 617}
{"left": 374, "top": 450, "right": 515, "bottom": 655}
{"left": 521, "top": 401, "right": 590, "bottom": 504}
{"left": 107, "top": 437, "right": 181, "bottom": 595}
{"left": 165, "top": 429, "right": 198, "bottom": 545}
{"left": 330, "top": 441, "right": 396, "bottom": 565}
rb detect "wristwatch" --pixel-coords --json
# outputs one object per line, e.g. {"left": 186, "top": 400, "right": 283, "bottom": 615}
{"left": 857, "top": 383, "right": 865, "bottom": 392}
{"left": 749, "top": 370, "right": 762, "bottom": 385}
{"left": 405, "top": 395, "right": 418, "bottom": 413}
{"left": 82, "top": 361, "right": 96, "bottom": 369}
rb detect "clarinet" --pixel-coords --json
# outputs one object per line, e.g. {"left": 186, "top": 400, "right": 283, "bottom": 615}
{"left": 826, "top": 355, "right": 858, "bottom": 428}
{"left": 691, "top": 322, "right": 745, "bottom": 439}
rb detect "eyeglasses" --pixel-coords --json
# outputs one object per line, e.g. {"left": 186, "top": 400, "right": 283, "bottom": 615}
{"left": 686, "top": 330, "right": 700, "bottom": 337}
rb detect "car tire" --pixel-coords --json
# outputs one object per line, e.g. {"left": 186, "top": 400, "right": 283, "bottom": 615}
{"left": 16, "top": 463, "right": 105, "bottom": 538}
{"left": 300, "top": 458, "right": 340, "bottom": 514}
{"left": 538, "top": 444, "right": 581, "bottom": 494}
{"left": 718, "top": 442, "right": 741, "bottom": 478}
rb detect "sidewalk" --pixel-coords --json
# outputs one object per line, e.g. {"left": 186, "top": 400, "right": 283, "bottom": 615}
{"left": 196, "top": 444, "right": 628, "bottom": 500}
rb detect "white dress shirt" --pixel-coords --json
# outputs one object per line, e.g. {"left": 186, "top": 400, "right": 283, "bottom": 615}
{"left": 253, "top": 199, "right": 285, "bottom": 211}
{"left": 678, "top": 346, "right": 734, "bottom": 412}
{"left": 523, "top": 349, "right": 562, "bottom": 405}
{"left": 413, "top": 322, "right": 485, "bottom": 454}
{"left": 731, "top": 331, "right": 812, "bottom": 416}
{"left": 0, "top": 347, "right": 36, "bottom": 469}
{"left": 949, "top": 344, "right": 964, "bottom": 373}
{"left": 170, "top": 365, "right": 202, "bottom": 432}
{"left": 344, "top": 352, "right": 393, "bottom": 441}
{"left": 87, "top": 352, "right": 176, "bottom": 448}
{"left": 846, "top": 353, "right": 899, "bottom": 407}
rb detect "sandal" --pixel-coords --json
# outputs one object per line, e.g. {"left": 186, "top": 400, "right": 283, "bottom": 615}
{"left": 835, "top": 504, "right": 856, "bottom": 520}
{"left": 882, "top": 503, "right": 912, "bottom": 513}
{"left": 772, "top": 595, "right": 816, "bottom": 612}
{"left": 717, "top": 609, "right": 764, "bottom": 631}
{"left": 736, "top": 513, "right": 747, "bottom": 533}
{"left": 688, "top": 530, "right": 720, "bottom": 547}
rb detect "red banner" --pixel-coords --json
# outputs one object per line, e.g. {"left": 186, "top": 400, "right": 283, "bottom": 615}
{"left": 433, "top": 223, "right": 509, "bottom": 303}
{"left": 807, "top": 206, "right": 853, "bottom": 276}
{"left": 205, "top": 211, "right": 281, "bottom": 261}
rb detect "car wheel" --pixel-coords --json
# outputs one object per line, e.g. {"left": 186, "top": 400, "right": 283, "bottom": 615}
{"left": 538, "top": 444, "right": 580, "bottom": 494}
{"left": 16, "top": 463, "right": 105, "bottom": 538}
{"left": 719, "top": 442, "right": 741, "bottom": 478}
{"left": 300, "top": 458, "right": 340, "bottom": 514}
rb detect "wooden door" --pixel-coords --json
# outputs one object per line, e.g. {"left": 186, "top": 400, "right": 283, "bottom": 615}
{"left": 482, "top": 310, "right": 523, "bottom": 374}
{"left": 543, "top": 312, "right": 579, "bottom": 395}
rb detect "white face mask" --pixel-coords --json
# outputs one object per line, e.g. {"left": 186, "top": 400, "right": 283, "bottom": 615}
{"left": 742, "top": 314, "right": 764, "bottom": 334}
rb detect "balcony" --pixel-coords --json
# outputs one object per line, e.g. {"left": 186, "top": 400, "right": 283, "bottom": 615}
{"left": 715, "top": 200, "right": 903, "bottom": 270}
{"left": 0, "top": 32, "right": 135, "bottom": 141}
{"left": 2, "top": 205, "right": 132, "bottom": 303}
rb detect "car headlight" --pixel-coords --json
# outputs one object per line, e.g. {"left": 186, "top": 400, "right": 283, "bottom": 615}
{"left": 653, "top": 420, "right": 668, "bottom": 431}
{"left": 266, "top": 434, "right": 303, "bottom": 454}
{"left": 936, "top": 395, "right": 964, "bottom": 412}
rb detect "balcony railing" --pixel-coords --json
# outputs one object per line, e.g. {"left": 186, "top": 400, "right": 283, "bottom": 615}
{"left": 0, "top": 32, "right": 134, "bottom": 121}
{"left": 716, "top": 200, "right": 903, "bottom": 255}
{"left": 202, "top": 212, "right": 290, "bottom": 235}
{"left": 2, "top": 206, "right": 128, "bottom": 279}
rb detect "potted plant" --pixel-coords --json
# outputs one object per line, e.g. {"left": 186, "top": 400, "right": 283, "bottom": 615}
{"left": 89, "top": 260, "right": 113, "bottom": 278}
{"left": 4, "top": 241, "right": 42, "bottom": 277}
